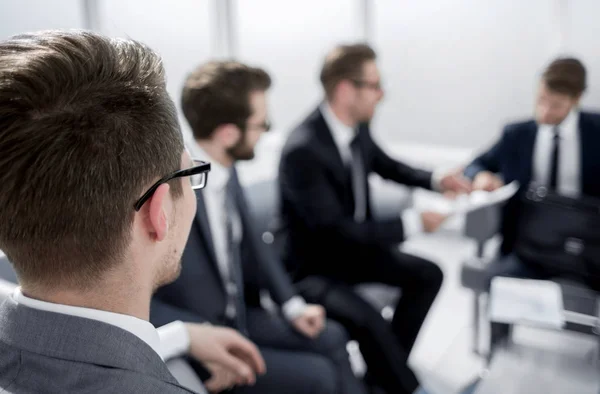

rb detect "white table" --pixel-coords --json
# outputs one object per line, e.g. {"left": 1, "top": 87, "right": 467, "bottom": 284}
{"left": 475, "top": 329, "right": 599, "bottom": 394}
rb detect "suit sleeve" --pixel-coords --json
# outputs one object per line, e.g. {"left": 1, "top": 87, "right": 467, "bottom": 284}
{"left": 368, "top": 131, "right": 434, "bottom": 190}
{"left": 150, "top": 296, "right": 207, "bottom": 328}
{"left": 280, "top": 147, "right": 407, "bottom": 246}
{"left": 464, "top": 127, "right": 508, "bottom": 179}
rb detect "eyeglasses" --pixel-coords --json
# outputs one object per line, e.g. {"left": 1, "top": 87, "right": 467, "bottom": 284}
{"left": 246, "top": 119, "right": 272, "bottom": 132}
{"left": 351, "top": 80, "right": 383, "bottom": 91}
{"left": 134, "top": 159, "right": 211, "bottom": 211}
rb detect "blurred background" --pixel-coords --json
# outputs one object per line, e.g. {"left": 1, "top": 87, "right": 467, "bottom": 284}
{"left": 2, "top": 2, "right": 600, "bottom": 392}
{"left": 3, "top": 0, "right": 600, "bottom": 174}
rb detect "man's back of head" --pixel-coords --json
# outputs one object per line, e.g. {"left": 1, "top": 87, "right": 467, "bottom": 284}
{"left": 0, "top": 30, "right": 201, "bottom": 393}
{"left": 0, "top": 29, "right": 189, "bottom": 295}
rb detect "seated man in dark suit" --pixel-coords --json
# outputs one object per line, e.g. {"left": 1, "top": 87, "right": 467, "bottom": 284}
{"left": 278, "top": 44, "right": 472, "bottom": 394}
{"left": 151, "top": 61, "right": 367, "bottom": 394}
{"left": 0, "top": 30, "right": 213, "bottom": 393}
{"left": 464, "top": 57, "right": 600, "bottom": 342}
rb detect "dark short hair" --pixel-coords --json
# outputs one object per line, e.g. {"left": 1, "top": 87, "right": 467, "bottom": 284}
{"left": 181, "top": 61, "right": 271, "bottom": 140}
{"left": 0, "top": 30, "right": 184, "bottom": 289}
{"left": 320, "top": 43, "right": 377, "bottom": 99}
{"left": 543, "top": 57, "right": 587, "bottom": 97}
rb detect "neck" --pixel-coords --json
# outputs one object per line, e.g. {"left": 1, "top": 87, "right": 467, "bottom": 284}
{"left": 197, "top": 139, "right": 233, "bottom": 167}
{"left": 21, "top": 270, "right": 151, "bottom": 320}
{"left": 328, "top": 99, "right": 357, "bottom": 128}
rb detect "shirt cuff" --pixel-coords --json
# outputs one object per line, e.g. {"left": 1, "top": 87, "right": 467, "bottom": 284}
{"left": 431, "top": 168, "right": 445, "bottom": 192}
{"left": 401, "top": 208, "right": 424, "bottom": 239}
{"left": 282, "top": 296, "right": 308, "bottom": 322}
{"left": 157, "top": 320, "right": 190, "bottom": 361}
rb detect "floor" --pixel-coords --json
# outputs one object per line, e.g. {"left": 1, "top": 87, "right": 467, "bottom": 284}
{"left": 401, "top": 229, "right": 485, "bottom": 394}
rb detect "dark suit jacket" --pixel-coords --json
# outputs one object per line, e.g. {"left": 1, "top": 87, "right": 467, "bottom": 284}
{"left": 464, "top": 111, "right": 600, "bottom": 256}
{"left": 151, "top": 172, "right": 298, "bottom": 328}
{"left": 278, "top": 106, "right": 433, "bottom": 279}
{"left": 0, "top": 298, "right": 196, "bottom": 394}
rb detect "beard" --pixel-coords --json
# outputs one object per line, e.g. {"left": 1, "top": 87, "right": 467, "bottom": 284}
{"left": 152, "top": 250, "right": 183, "bottom": 293}
{"left": 226, "top": 133, "right": 255, "bottom": 161}
{"left": 152, "top": 214, "right": 184, "bottom": 292}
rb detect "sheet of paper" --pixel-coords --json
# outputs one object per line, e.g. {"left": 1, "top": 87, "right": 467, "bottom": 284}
{"left": 429, "top": 181, "right": 520, "bottom": 216}
{"left": 488, "top": 277, "right": 565, "bottom": 329}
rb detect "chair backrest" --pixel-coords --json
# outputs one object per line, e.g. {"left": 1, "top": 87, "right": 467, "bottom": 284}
{"left": 369, "top": 175, "right": 414, "bottom": 220}
{"left": 244, "top": 178, "right": 280, "bottom": 239}
{"left": 0, "top": 254, "right": 17, "bottom": 284}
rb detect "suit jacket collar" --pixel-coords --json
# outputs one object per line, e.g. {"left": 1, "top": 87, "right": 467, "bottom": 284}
{"left": 13, "top": 288, "right": 161, "bottom": 357}
{"left": 521, "top": 120, "right": 538, "bottom": 184}
{"left": 578, "top": 112, "right": 599, "bottom": 193}
{"left": 0, "top": 297, "right": 181, "bottom": 386}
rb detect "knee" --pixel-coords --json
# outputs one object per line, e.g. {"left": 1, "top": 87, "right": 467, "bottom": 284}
{"left": 304, "top": 356, "right": 337, "bottom": 394}
{"left": 421, "top": 260, "right": 444, "bottom": 292}
{"left": 323, "top": 319, "right": 350, "bottom": 346}
{"left": 319, "top": 319, "right": 351, "bottom": 356}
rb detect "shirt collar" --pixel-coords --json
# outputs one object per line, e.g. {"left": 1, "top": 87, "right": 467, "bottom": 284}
{"left": 540, "top": 109, "right": 579, "bottom": 138}
{"left": 187, "top": 139, "right": 231, "bottom": 192}
{"left": 320, "top": 101, "right": 356, "bottom": 147}
{"left": 12, "top": 287, "right": 162, "bottom": 359}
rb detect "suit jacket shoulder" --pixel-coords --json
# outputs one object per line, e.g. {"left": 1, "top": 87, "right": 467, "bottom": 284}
{"left": 0, "top": 298, "right": 196, "bottom": 394}
{"left": 580, "top": 110, "right": 600, "bottom": 128}
{"left": 502, "top": 118, "right": 537, "bottom": 138}
{"left": 282, "top": 107, "right": 322, "bottom": 154}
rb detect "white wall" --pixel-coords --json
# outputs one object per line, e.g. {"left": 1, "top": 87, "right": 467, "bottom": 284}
{"left": 235, "top": 0, "right": 365, "bottom": 135}
{"left": 371, "top": 0, "right": 555, "bottom": 150}
{"left": 94, "top": 0, "right": 213, "bottom": 137}
{"left": 2, "top": 0, "right": 600, "bottom": 158}
{"left": 564, "top": 0, "right": 600, "bottom": 110}
{"left": 0, "top": 0, "right": 84, "bottom": 39}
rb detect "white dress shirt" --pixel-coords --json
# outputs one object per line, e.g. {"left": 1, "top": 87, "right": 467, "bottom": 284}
{"left": 12, "top": 287, "right": 189, "bottom": 361}
{"left": 188, "top": 141, "right": 308, "bottom": 322}
{"left": 320, "top": 102, "right": 442, "bottom": 238}
{"left": 533, "top": 109, "right": 581, "bottom": 197}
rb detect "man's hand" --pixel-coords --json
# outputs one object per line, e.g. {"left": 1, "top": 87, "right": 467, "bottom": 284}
{"left": 291, "top": 304, "right": 326, "bottom": 339}
{"left": 439, "top": 169, "right": 473, "bottom": 195}
{"left": 472, "top": 171, "right": 504, "bottom": 192}
{"left": 421, "top": 211, "right": 448, "bottom": 233}
{"left": 185, "top": 323, "right": 266, "bottom": 392}
{"left": 204, "top": 361, "right": 240, "bottom": 393}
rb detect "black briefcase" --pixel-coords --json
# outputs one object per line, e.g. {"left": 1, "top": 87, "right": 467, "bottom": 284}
{"left": 514, "top": 182, "right": 600, "bottom": 283}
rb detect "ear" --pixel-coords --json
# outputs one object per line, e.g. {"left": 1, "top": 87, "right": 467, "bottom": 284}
{"left": 335, "top": 80, "right": 355, "bottom": 101}
{"left": 214, "top": 124, "right": 242, "bottom": 149}
{"left": 146, "top": 183, "right": 171, "bottom": 242}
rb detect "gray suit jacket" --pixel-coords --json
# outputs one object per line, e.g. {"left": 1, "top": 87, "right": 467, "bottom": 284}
{"left": 0, "top": 297, "right": 198, "bottom": 394}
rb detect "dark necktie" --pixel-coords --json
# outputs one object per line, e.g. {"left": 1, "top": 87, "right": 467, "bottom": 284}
{"left": 224, "top": 169, "right": 247, "bottom": 333}
{"left": 549, "top": 126, "right": 560, "bottom": 190}
{"left": 349, "top": 135, "right": 366, "bottom": 222}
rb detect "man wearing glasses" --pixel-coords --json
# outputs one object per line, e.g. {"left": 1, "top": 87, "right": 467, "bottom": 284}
{"left": 151, "top": 61, "right": 366, "bottom": 394}
{"left": 0, "top": 30, "right": 214, "bottom": 393}
{"left": 278, "top": 44, "right": 472, "bottom": 394}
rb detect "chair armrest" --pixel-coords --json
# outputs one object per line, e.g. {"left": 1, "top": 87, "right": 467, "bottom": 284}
{"left": 464, "top": 203, "right": 503, "bottom": 257}
{"left": 461, "top": 255, "right": 496, "bottom": 291}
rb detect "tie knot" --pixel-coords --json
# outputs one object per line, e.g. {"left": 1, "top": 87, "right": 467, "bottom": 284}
{"left": 553, "top": 127, "right": 561, "bottom": 139}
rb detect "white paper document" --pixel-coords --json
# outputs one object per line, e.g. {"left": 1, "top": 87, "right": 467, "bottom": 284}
{"left": 453, "top": 181, "right": 520, "bottom": 215}
{"left": 488, "top": 277, "right": 565, "bottom": 329}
